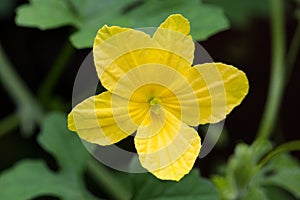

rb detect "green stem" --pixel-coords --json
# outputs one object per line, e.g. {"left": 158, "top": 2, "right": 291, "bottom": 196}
{"left": 0, "top": 45, "right": 38, "bottom": 110}
{"left": 0, "top": 44, "right": 44, "bottom": 134}
{"left": 286, "top": 19, "right": 300, "bottom": 84}
{"left": 86, "top": 158, "right": 132, "bottom": 200}
{"left": 257, "top": 0, "right": 285, "bottom": 140}
{"left": 258, "top": 140, "right": 300, "bottom": 168}
{"left": 0, "top": 113, "right": 20, "bottom": 137}
{"left": 38, "top": 41, "right": 74, "bottom": 105}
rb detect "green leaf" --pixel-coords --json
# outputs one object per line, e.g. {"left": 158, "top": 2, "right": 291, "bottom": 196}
{"left": 250, "top": 139, "right": 273, "bottom": 163}
{"left": 126, "top": 0, "right": 229, "bottom": 41}
{"left": 263, "top": 168, "right": 300, "bottom": 198}
{"left": 71, "top": 0, "right": 230, "bottom": 48}
{"left": 15, "top": 0, "right": 229, "bottom": 48}
{"left": 212, "top": 141, "right": 300, "bottom": 200}
{"left": 263, "top": 186, "right": 295, "bottom": 200}
{"left": 258, "top": 140, "right": 300, "bottom": 168}
{"left": 0, "top": 112, "right": 94, "bottom": 200}
{"left": 38, "top": 111, "right": 89, "bottom": 173}
{"left": 211, "top": 175, "right": 236, "bottom": 200}
{"left": 261, "top": 154, "right": 300, "bottom": 199}
{"left": 132, "top": 169, "right": 220, "bottom": 200}
{"left": 229, "top": 144, "right": 258, "bottom": 190}
{"left": 15, "top": 0, "right": 137, "bottom": 48}
{"left": 16, "top": 0, "right": 78, "bottom": 30}
{"left": 0, "top": 160, "right": 90, "bottom": 200}
{"left": 0, "top": 160, "right": 57, "bottom": 199}
{"left": 245, "top": 186, "right": 269, "bottom": 200}
{"left": 203, "top": 0, "right": 269, "bottom": 27}
{"left": 265, "top": 153, "right": 300, "bottom": 171}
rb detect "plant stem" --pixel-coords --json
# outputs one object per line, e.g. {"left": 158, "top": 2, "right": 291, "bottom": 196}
{"left": 0, "top": 45, "right": 38, "bottom": 110}
{"left": 286, "top": 19, "right": 300, "bottom": 84}
{"left": 86, "top": 158, "right": 132, "bottom": 200}
{"left": 258, "top": 140, "right": 300, "bottom": 168}
{"left": 38, "top": 41, "right": 74, "bottom": 105}
{"left": 257, "top": 0, "right": 285, "bottom": 140}
{"left": 0, "top": 44, "right": 44, "bottom": 134}
{"left": 0, "top": 113, "right": 20, "bottom": 137}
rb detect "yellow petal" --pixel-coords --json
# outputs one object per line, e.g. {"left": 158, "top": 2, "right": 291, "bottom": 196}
{"left": 153, "top": 14, "right": 194, "bottom": 65}
{"left": 135, "top": 108, "right": 201, "bottom": 181}
{"left": 93, "top": 25, "right": 130, "bottom": 49}
{"left": 157, "top": 14, "right": 191, "bottom": 36}
{"left": 93, "top": 20, "right": 193, "bottom": 95}
{"left": 100, "top": 49, "right": 190, "bottom": 94}
{"left": 93, "top": 25, "right": 155, "bottom": 82}
{"left": 111, "top": 64, "right": 200, "bottom": 126}
{"left": 184, "top": 63, "right": 249, "bottom": 124}
{"left": 68, "top": 91, "right": 146, "bottom": 145}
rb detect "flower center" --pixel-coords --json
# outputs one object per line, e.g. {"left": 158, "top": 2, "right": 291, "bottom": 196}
{"left": 149, "top": 97, "right": 162, "bottom": 115}
{"left": 149, "top": 97, "right": 161, "bottom": 106}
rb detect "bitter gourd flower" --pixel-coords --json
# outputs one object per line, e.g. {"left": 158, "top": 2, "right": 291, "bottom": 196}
{"left": 68, "top": 14, "right": 249, "bottom": 181}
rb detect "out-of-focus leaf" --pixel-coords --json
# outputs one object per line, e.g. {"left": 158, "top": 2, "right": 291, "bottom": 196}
{"left": 264, "top": 153, "right": 300, "bottom": 171}
{"left": 38, "top": 112, "right": 89, "bottom": 173}
{"left": 70, "top": 0, "right": 230, "bottom": 48}
{"left": 126, "top": 0, "right": 229, "bottom": 41}
{"left": 258, "top": 140, "right": 300, "bottom": 168}
{"left": 203, "top": 0, "right": 269, "bottom": 27}
{"left": 0, "top": 112, "right": 94, "bottom": 200}
{"left": 245, "top": 186, "right": 268, "bottom": 200}
{"left": 262, "top": 154, "right": 300, "bottom": 199}
{"left": 264, "top": 186, "right": 295, "bottom": 200}
{"left": 15, "top": 0, "right": 137, "bottom": 48}
{"left": 213, "top": 141, "right": 300, "bottom": 200}
{"left": 15, "top": 0, "right": 229, "bottom": 48}
{"left": 0, "top": 160, "right": 92, "bottom": 200}
{"left": 250, "top": 139, "right": 273, "bottom": 163}
{"left": 132, "top": 169, "right": 220, "bottom": 200}
{"left": 211, "top": 175, "right": 236, "bottom": 200}
{"left": 263, "top": 170, "right": 300, "bottom": 198}
{"left": 229, "top": 144, "right": 258, "bottom": 190}
{"left": 15, "top": 0, "right": 78, "bottom": 29}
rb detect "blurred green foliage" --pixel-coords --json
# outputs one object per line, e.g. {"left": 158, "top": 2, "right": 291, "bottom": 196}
{"left": 15, "top": 0, "right": 229, "bottom": 48}
{"left": 130, "top": 169, "right": 220, "bottom": 200}
{"left": 212, "top": 141, "right": 300, "bottom": 200}
{"left": 0, "top": 0, "right": 17, "bottom": 18}
{"left": 0, "top": 113, "right": 94, "bottom": 200}
{"left": 204, "top": 0, "right": 269, "bottom": 27}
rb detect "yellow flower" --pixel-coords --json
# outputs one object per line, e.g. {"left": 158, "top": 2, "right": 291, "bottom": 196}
{"left": 68, "top": 14, "right": 249, "bottom": 181}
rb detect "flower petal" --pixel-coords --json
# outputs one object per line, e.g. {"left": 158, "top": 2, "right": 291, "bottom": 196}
{"left": 158, "top": 14, "right": 191, "bottom": 35}
{"left": 68, "top": 91, "right": 146, "bottom": 145}
{"left": 184, "top": 62, "right": 249, "bottom": 124}
{"left": 153, "top": 14, "right": 194, "bottom": 65}
{"left": 93, "top": 18, "right": 194, "bottom": 95}
{"left": 111, "top": 64, "right": 200, "bottom": 126}
{"left": 99, "top": 49, "right": 190, "bottom": 94}
{"left": 135, "top": 108, "right": 201, "bottom": 181}
{"left": 93, "top": 25, "right": 130, "bottom": 49}
{"left": 93, "top": 25, "right": 155, "bottom": 82}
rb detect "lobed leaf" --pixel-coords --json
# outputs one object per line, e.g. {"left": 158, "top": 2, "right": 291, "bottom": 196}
{"left": 132, "top": 169, "right": 220, "bottom": 200}
{"left": 15, "top": 0, "right": 229, "bottom": 48}
{"left": 0, "top": 112, "right": 94, "bottom": 200}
